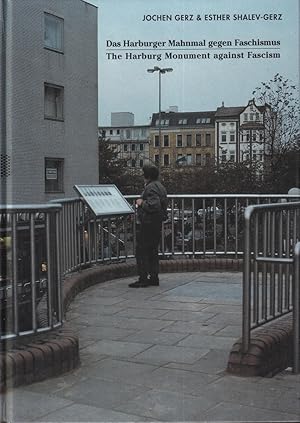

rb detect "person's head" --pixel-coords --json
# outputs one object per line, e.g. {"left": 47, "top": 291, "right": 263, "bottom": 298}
{"left": 142, "top": 164, "right": 159, "bottom": 181}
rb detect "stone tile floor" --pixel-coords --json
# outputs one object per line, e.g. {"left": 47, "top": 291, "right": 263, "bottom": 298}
{"left": 1, "top": 271, "right": 300, "bottom": 422}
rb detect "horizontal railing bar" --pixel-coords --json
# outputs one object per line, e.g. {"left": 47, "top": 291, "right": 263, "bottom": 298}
{"left": 255, "top": 257, "right": 294, "bottom": 264}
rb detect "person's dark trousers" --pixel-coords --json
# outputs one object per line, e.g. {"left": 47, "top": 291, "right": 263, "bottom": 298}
{"left": 136, "top": 222, "right": 161, "bottom": 284}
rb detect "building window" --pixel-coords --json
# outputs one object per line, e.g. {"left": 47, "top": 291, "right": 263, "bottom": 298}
{"left": 244, "top": 113, "right": 248, "bottom": 121}
{"left": 44, "top": 83, "right": 64, "bottom": 120}
{"left": 139, "top": 159, "right": 143, "bottom": 168}
{"left": 221, "top": 152, "right": 227, "bottom": 163}
{"left": 132, "top": 159, "right": 136, "bottom": 167}
{"left": 117, "top": 129, "right": 120, "bottom": 135}
{"left": 246, "top": 132, "right": 250, "bottom": 142}
{"left": 253, "top": 133, "right": 257, "bottom": 142}
{"left": 154, "top": 135, "right": 160, "bottom": 147}
{"left": 196, "top": 134, "right": 201, "bottom": 146}
{"left": 126, "top": 129, "right": 130, "bottom": 139}
{"left": 253, "top": 150, "right": 257, "bottom": 161}
{"left": 44, "top": 13, "right": 63, "bottom": 52}
{"left": 229, "top": 132, "right": 235, "bottom": 143}
{"left": 221, "top": 132, "right": 226, "bottom": 143}
{"left": 176, "top": 134, "right": 183, "bottom": 147}
{"left": 131, "top": 144, "right": 135, "bottom": 151}
{"left": 124, "top": 144, "right": 128, "bottom": 152}
{"left": 250, "top": 113, "right": 254, "bottom": 121}
{"left": 154, "top": 154, "right": 159, "bottom": 165}
{"left": 163, "top": 135, "right": 169, "bottom": 147}
{"left": 178, "top": 119, "right": 187, "bottom": 125}
{"left": 196, "top": 117, "right": 211, "bottom": 124}
{"left": 186, "top": 134, "right": 192, "bottom": 147}
{"left": 196, "top": 154, "right": 201, "bottom": 165}
{"left": 256, "top": 113, "right": 260, "bottom": 121}
{"left": 161, "top": 119, "right": 169, "bottom": 126}
{"left": 109, "top": 129, "right": 113, "bottom": 135}
{"left": 186, "top": 154, "right": 192, "bottom": 165}
{"left": 45, "top": 158, "right": 64, "bottom": 193}
{"left": 260, "top": 132, "right": 264, "bottom": 141}
{"left": 163, "top": 154, "right": 169, "bottom": 166}
{"left": 229, "top": 151, "right": 235, "bottom": 161}
{"left": 205, "top": 153, "right": 211, "bottom": 165}
{"left": 205, "top": 133, "right": 211, "bottom": 146}
{"left": 140, "top": 143, "right": 144, "bottom": 151}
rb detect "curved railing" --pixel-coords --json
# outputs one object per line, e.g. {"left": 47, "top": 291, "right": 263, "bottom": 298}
{"left": 2, "top": 193, "right": 299, "bottom": 340}
{"left": 0, "top": 204, "right": 62, "bottom": 340}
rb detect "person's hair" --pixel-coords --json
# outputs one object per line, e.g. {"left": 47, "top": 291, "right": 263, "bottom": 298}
{"left": 143, "top": 164, "right": 159, "bottom": 181}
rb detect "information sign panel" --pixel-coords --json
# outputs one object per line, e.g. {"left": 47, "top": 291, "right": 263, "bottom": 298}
{"left": 74, "top": 185, "right": 134, "bottom": 217}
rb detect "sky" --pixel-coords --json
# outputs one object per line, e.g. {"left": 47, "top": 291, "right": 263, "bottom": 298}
{"left": 87, "top": 0, "right": 299, "bottom": 126}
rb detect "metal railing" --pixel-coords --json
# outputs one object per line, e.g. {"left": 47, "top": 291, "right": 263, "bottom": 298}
{"left": 2, "top": 193, "right": 299, "bottom": 340}
{"left": 293, "top": 242, "right": 300, "bottom": 373}
{"left": 242, "top": 201, "right": 300, "bottom": 358}
{"left": 0, "top": 204, "right": 63, "bottom": 340}
{"left": 53, "top": 194, "right": 299, "bottom": 276}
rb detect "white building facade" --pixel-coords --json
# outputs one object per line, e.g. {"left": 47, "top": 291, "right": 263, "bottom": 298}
{"left": 1, "top": 0, "right": 98, "bottom": 204}
{"left": 215, "top": 100, "right": 266, "bottom": 166}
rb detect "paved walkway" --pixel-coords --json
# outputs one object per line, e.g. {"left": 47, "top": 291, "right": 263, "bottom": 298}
{"left": 2, "top": 271, "right": 300, "bottom": 422}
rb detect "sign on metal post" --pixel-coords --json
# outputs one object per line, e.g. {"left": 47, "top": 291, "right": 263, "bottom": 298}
{"left": 73, "top": 185, "right": 134, "bottom": 217}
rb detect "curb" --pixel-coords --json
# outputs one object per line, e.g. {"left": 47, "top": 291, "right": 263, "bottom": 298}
{"left": 227, "top": 314, "right": 293, "bottom": 377}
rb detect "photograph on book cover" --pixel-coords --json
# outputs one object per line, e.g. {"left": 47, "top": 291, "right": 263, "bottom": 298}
{"left": 97, "top": 0, "right": 299, "bottom": 195}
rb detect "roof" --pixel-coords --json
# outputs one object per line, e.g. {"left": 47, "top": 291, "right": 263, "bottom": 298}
{"left": 150, "top": 111, "right": 216, "bottom": 127}
{"left": 215, "top": 106, "right": 245, "bottom": 118}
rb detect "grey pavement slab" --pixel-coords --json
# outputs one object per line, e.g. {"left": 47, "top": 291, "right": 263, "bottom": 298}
{"left": 113, "top": 388, "right": 218, "bottom": 421}
{"left": 177, "top": 333, "right": 237, "bottom": 350}
{"left": 80, "top": 338, "right": 152, "bottom": 358}
{"left": 122, "top": 328, "right": 188, "bottom": 345}
{"left": 163, "top": 320, "right": 225, "bottom": 335}
{"left": 129, "top": 344, "right": 210, "bottom": 365}
{"left": 202, "top": 401, "right": 300, "bottom": 422}
{"left": 58, "top": 377, "right": 150, "bottom": 410}
{"left": 35, "top": 403, "right": 154, "bottom": 422}
{"left": 4, "top": 271, "right": 300, "bottom": 423}
{"left": 160, "top": 309, "right": 217, "bottom": 322}
{"left": 2, "top": 390, "right": 73, "bottom": 422}
{"left": 165, "top": 349, "right": 230, "bottom": 375}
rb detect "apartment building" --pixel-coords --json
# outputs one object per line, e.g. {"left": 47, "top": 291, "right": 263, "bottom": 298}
{"left": 99, "top": 124, "right": 151, "bottom": 171}
{"left": 215, "top": 100, "right": 266, "bottom": 165}
{"left": 149, "top": 111, "right": 215, "bottom": 168}
{"left": 0, "top": 0, "right": 98, "bottom": 204}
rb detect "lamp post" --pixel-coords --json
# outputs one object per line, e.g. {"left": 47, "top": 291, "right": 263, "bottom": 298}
{"left": 147, "top": 66, "right": 173, "bottom": 169}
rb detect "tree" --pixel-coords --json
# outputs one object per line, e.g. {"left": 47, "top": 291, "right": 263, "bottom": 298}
{"left": 98, "top": 132, "right": 126, "bottom": 185}
{"left": 252, "top": 74, "right": 300, "bottom": 186}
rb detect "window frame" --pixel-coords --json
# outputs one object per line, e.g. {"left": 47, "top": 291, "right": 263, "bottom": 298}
{"left": 44, "top": 83, "right": 64, "bottom": 121}
{"left": 44, "top": 12, "right": 64, "bottom": 53}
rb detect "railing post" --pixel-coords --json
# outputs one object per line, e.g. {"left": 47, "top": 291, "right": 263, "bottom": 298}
{"left": 293, "top": 242, "right": 300, "bottom": 373}
{"left": 242, "top": 205, "right": 254, "bottom": 353}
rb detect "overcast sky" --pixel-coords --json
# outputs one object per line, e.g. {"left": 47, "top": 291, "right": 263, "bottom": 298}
{"left": 88, "top": 0, "right": 299, "bottom": 126}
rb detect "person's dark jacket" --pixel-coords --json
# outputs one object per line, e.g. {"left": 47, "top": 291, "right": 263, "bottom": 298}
{"left": 137, "top": 180, "right": 168, "bottom": 225}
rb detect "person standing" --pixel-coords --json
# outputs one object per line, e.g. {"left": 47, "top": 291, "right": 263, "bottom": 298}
{"left": 129, "top": 164, "right": 168, "bottom": 288}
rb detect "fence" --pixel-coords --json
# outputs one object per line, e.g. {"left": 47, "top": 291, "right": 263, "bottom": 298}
{"left": 1, "top": 193, "right": 298, "bottom": 340}
{"left": 0, "top": 204, "right": 62, "bottom": 340}
{"left": 242, "top": 202, "right": 300, "bottom": 367}
{"left": 55, "top": 194, "right": 297, "bottom": 276}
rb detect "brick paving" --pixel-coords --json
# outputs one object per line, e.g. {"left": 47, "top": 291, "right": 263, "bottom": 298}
{"left": 1, "top": 271, "right": 300, "bottom": 422}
